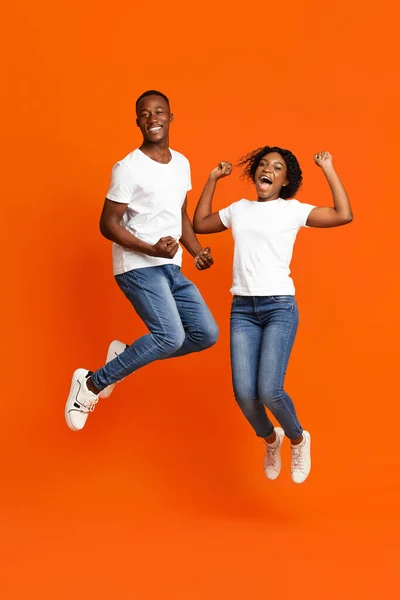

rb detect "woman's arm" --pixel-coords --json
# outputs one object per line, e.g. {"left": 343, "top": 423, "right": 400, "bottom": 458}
{"left": 193, "top": 161, "right": 232, "bottom": 234}
{"left": 306, "top": 152, "right": 353, "bottom": 228}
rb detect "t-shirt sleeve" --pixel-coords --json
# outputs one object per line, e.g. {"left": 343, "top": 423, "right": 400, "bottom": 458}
{"left": 295, "top": 201, "right": 316, "bottom": 227}
{"left": 186, "top": 161, "right": 192, "bottom": 192}
{"left": 219, "top": 203, "right": 235, "bottom": 228}
{"left": 106, "top": 162, "right": 134, "bottom": 204}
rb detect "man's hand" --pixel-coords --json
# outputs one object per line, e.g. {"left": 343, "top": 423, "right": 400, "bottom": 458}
{"left": 152, "top": 236, "right": 179, "bottom": 258}
{"left": 210, "top": 161, "right": 232, "bottom": 182}
{"left": 314, "top": 151, "right": 333, "bottom": 170}
{"left": 194, "top": 247, "right": 214, "bottom": 270}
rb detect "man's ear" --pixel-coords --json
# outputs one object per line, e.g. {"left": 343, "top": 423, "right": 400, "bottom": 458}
{"left": 170, "top": 113, "right": 174, "bottom": 123}
{"left": 136, "top": 118, "right": 139, "bottom": 127}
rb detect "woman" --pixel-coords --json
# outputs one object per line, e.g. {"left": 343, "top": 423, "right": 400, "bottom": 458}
{"left": 193, "top": 147, "right": 352, "bottom": 483}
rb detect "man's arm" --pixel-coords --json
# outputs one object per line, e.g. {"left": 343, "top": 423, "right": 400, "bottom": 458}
{"left": 180, "top": 198, "right": 214, "bottom": 270}
{"left": 100, "top": 198, "right": 179, "bottom": 259}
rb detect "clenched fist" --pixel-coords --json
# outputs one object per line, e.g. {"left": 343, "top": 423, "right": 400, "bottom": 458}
{"left": 314, "top": 151, "right": 333, "bottom": 169}
{"left": 210, "top": 161, "right": 232, "bottom": 182}
{"left": 194, "top": 247, "right": 214, "bottom": 270}
{"left": 152, "top": 236, "right": 179, "bottom": 259}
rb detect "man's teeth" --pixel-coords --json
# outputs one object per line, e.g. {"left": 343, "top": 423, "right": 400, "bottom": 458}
{"left": 149, "top": 127, "right": 162, "bottom": 132}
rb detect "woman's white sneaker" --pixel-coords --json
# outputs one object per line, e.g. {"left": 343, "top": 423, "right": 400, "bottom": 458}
{"left": 264, "top": 427, "right": 284, "bottom": 480}
{"left": 99, "top": 340, "right": 129, "bottom": 399}
{"left": 65, "top": 368, "right": 99, "bottom": 431}
{"left": 291, "top": 431, "right": 311, "bottom": 484}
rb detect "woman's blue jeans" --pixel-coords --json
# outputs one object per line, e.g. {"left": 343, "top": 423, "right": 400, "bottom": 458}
{"left": 230, "top": 295, "right": 303, "bottom": 440}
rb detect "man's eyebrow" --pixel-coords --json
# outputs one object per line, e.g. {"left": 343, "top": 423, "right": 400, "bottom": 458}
{"left": 140, "top": 105, "right": 165, "bottom": 112}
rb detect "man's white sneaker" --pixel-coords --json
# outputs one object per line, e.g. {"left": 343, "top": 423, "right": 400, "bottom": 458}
{"left": 264, "top": 427, "right": 284, "bottom": 480}
{"left": 291, "top": 430, "right": 311, "bottom": 484}
{"left": 98, "top": 340, "right": 129, "bottom": 399}
{"left": 65, "top": 368, "right": 99, "bottom": 431}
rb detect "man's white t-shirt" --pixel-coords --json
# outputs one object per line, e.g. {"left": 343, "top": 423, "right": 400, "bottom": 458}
{"left": 106, "top": 148, "right": 191, "bottom": 275}
{"left": 219, "top": 199, "right": 316, "bottom": 296}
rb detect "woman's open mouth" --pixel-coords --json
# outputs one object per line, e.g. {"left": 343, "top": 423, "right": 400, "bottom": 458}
{"left": 258, "top": 175, "right": 273, "bottom": 191}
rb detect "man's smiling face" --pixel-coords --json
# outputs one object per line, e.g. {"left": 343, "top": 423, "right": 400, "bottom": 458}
{"left": 136, "top": 94, "right": 173, "bottom": 143}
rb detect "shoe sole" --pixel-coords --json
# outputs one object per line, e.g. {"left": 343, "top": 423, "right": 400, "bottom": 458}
{"left": 65, "top": 368, "right": 88, "bottom": 431}
{"left": 99, "top": 340, "right": 128, "bottom": 399}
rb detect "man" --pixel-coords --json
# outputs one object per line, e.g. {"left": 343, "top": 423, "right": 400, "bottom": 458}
{"left": 65, "top": 90, "right": 218, "bottom": 431}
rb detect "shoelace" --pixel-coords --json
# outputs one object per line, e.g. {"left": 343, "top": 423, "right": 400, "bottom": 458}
{"left": 77, "top": 395, "right": 98, "bottom": 413}
{"left": 265, "top": 444, "right": 279, "bottom": 469}
{"left": 291, "top": 445, "right": 305, "bottom": 471}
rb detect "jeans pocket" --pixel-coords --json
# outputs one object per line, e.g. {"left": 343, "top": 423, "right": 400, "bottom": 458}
{"left": 270, "top": 295, "right": 296, "bottom": 310}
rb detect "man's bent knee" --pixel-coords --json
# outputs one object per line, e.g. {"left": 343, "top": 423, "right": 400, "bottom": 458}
{"left": 198, "top": 321, "right": 219, "bottom": 351}
{"left": 155, "top": 329, "right": 186, "bottom": 357}
{"left": 204, "top": 321, "right": 219, "bottom": 348}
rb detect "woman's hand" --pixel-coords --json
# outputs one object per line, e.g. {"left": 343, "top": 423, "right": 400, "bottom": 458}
{"left": 313, "top": 151, "right": 333, "bottom": 170}
{"left": 210, "top": 161, "right": 232, "bottom": 182}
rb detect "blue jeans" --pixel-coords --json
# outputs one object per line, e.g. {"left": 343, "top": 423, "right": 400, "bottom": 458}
{"left": 91, "top": 265, "right": 218, "bottom": 390}
{"left": 230, "top": 295, "right": 303, "bottom": 440}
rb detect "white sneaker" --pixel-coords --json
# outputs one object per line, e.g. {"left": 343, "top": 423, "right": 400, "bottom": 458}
{"left": 291, "top": 431, "right": 311, "bottom": 484}
{"left": 98, "top": 340, "right": 129, "bottom": 399}
{"left": 65, "top": 368, "right": 99, "bottom": 431}
{"left": 264, "top": 427, "right": 284, "bottom": 480}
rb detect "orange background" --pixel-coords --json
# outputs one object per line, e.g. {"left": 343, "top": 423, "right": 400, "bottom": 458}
{"left": 2, "top": 0, "right": 399, "bottom": 598}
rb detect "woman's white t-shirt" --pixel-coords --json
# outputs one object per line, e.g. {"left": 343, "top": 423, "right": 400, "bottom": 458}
{"left": 106, "top": 148, "right": 191, "bottom": 275}
{"left": 219, "top": 199, "right": 315, "bottom": 296}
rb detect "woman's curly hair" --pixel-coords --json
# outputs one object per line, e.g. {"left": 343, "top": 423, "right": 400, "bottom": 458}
{"left": 238, "top": 146, "right": 302, "bottom": 199}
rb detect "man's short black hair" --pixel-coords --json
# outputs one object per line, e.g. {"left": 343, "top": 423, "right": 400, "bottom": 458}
{"left": 136, "top": 90, "right": 170, "bottom": 107}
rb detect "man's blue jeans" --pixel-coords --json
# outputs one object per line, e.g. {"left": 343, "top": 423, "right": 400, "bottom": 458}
{"left": 230, "top": 295, "right": 303, "bottom": 440}
{"left": 91, "top": 265, "right": 218, "bottom": 390}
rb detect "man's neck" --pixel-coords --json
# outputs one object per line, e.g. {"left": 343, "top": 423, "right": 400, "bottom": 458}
{"left": 140, "top": 140, "right": 171, "bottom": 164}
